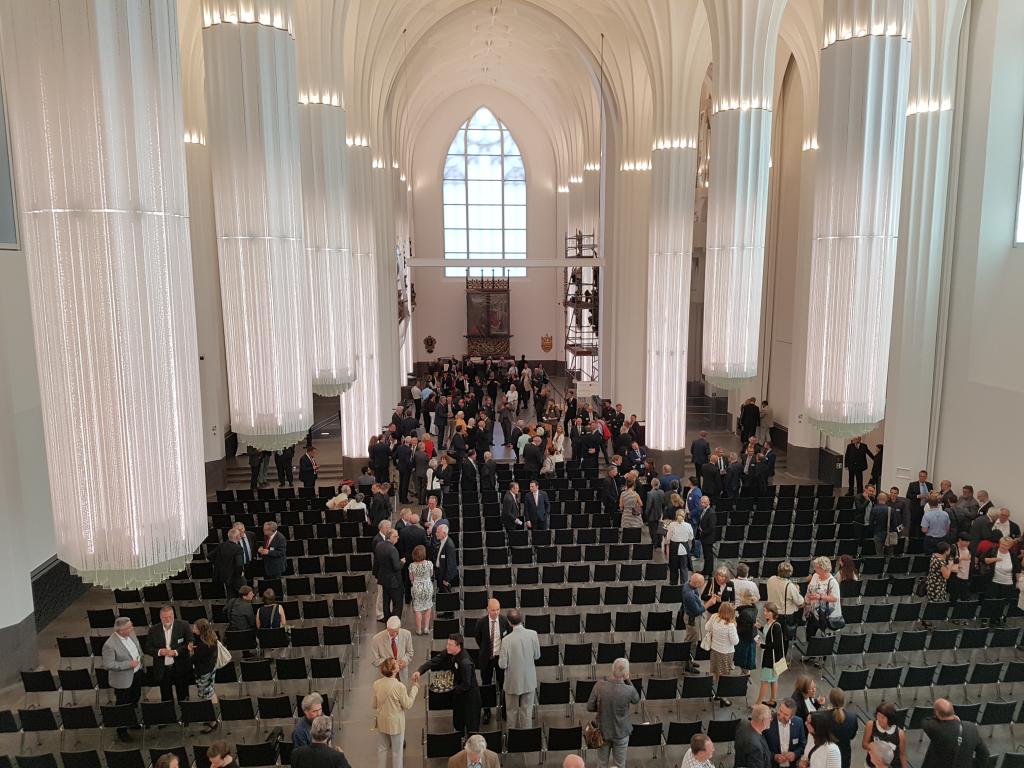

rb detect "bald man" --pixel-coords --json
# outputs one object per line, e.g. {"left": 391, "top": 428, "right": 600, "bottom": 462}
{"left": 922, "top": 698, "right": 989, "bottom": 768}
{"left": 474, "top": 598, "right": 511, "bottom": 725}
{"left": 562, "top": 757, "right": 585, "bottom": 768}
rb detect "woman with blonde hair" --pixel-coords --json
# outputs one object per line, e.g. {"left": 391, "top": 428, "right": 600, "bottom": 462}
{"left": 551, "top": 423, "right": 566, "bottom": 463}
{"left": 767, "top": 562, "right": 805, "bottom": 650}
{"left": 827, "top": 688, "right": 859, "bottom": 768}
{"left": 409, "top": 545, "right": 434, "bottom": 636}
{"left": 757, "top": 602, "right": 786, "bottom": 707}
{"left": 805, "top": 556, "right": 843, "bottom": 639}
{"left": 618, "top": 476, "right": 644, "bottom": 530}
{"left": 663, "top": 507, "right": 694, "bottom": 585}
{"left": 705, "top": 601, "right": 740, "bottom": 705}
{"left": 372, "top": 657, "right": 420, "bottom": 768}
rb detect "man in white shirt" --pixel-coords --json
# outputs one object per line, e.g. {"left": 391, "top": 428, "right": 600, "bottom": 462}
{"left": 145, "top": 605, "right": 192, "bottom": 704}
{"left": 101, "top": 617, "right": 143, "bottom": 741}
{"left": 681, "top": 734, "right": 715, "bottom": 768}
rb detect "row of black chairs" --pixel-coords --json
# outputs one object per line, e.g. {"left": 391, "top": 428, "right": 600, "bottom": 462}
{"left": 2, "top": 742, "right": 293, "bottom": 768}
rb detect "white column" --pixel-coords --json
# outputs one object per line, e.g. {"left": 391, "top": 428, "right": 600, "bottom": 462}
{"left": 701, "top": 0, "right": 787, "bottom": 388}
{"left": 202, "top": 0, "right": 312, "bottom": 450}
{"left": 883, "top": 0, "right": 968, "bottom": 485}
{"left": 0, "top": 0, "right": 206, "bottom": 587}
{"left": 295, "top": 0, "right": 357, "bottom": 397}
{"left": 340, "top": 144, "right": 383, "bottom": 456}
{"left": 804, "top": 0, "right": 913, "bottom": 436}
{"left": 646, "top": 145, "right": 698, "bottom": 450}
{"left": 372, "top": 157, "right": 401, "bottom": 411}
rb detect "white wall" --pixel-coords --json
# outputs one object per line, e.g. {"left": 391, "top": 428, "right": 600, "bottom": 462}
{"left": 932, "top": 0, "right": 1024, "bottom": 501}
{"left": 410, "top": 86, "right": 564, "bottom": 363}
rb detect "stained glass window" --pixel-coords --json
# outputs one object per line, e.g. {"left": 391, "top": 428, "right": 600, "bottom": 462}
{"left": 443, "top": 107, "right": 526, "bottom": 277}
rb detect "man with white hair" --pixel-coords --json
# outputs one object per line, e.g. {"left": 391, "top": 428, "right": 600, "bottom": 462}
{"left": 291, "top": 715, "right": 351, "bottom": 768}
{"left": 735, "top": 704, "right": 773, "bottom": 768}
{"left": 293, "top": 692, "right": 326, "bottom": 747}
{"left": 102, "top": 616, "right": 143, "bottom": 741}
{"left": 372, "top": 519, "right": 394, "bottom": 622}
{"left": 370, "top": 617, "right": 414, "bottom": 683}
{"left": 562, "top": 757, "right": 585, "bottom": 768}
{"left": 586, "top": 658, "right": 640, "bottom": 768}
{"left": 433, "top": 524, "right": 459, "bottom": 592}
{"left": 447, "top": 734, "right": 500, "bottom": 768}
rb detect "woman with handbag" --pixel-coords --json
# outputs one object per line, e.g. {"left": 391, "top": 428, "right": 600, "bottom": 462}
{"left": 757, "top": 602, "right": 787, "bottom": 707}
{"left": 805, "top": 557, "right": 843, "bottom": 640}
{"left": 704, "top": 601, "right": 740, "bottom": 705}
{"left": 189, "top": 618, "right": 220, "bottom": 733}
{"left": 767, "top": 562, "right": 805, "bottom": 652}
{"left": 922, "top": 542, "right": 954, "bottom": 629}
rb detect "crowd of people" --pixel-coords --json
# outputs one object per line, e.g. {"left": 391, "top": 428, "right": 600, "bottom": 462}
{"left": 101, "top": 359, "right": 1014, "bottom": 768}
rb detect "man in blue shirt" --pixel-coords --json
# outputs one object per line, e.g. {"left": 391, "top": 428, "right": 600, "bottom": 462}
{"left": 921, "top": 496, "right": 951, "bottom": 553}
{"left": 678, "top": 573, "right": 706, "bottom": 674}
{"left": 686, "top": 479, "right": 704, "bottom": 560}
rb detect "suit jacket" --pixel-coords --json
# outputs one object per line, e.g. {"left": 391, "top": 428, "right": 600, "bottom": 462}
{"left": 214, "top": 539, "right": 245, "bottom": 591}
{"left": 238, "top": 530, "right": 258, "bottom": 568}
{"left": 370, "top": 441, "right": 392, "bottom": 472}
{"left": 586, "top": 678, "right": 640, "bottom": 741}
{"left": 370, "top": 628, "right": 415, "bottom": 682}
{"left": 394, "top": 444, "right": 413, "bottom": 473}
{"left": 978, "top": 501, "right": 994, "bottom": 518}
{"left": 690, "top": 438, "right": 711, "bottom": 467}
{"left": 700, "top": 462, "right": 721, "bottom": 497}
{"left": 524, "top": 490, "right": 550, "bottom": 528}
{"left": 523, "top": 442, "right": 544, "bottom": 473}
{"left": 501, "top": 491, "right": 523, "bottom": 531}
{"left": 922, "top": 717, "right": 989, "bottom": 768}
{"left": 260, "top": 531, "right": 288, "bottom": 577}
{"left": 144, "top": 619, "right": 192, "bottom": 683}
{"left": 474, "top": 613, "right": 512, "bottom": 666}
{"left": 740, "top": 403, "right": 761, "bottom": 433}
{"left": 398, "top": 524, "right": 428, "bottom": 561}
{"left": 627, "top": 447, "right": 647, "bottom": 472}
{"left": 448, "top": 750, "right": 500, "bottom": 768}
{"left": 498, "top": 625, "right": 541, "bottom": 694}
{"left": 726, "top": 462, "right": 744, "bottom": 495}
{"left": 906, "top": 481, "right": 935, "bottom": 510}
{"left": 843, "top": 443, "right": 873, "bottom": 471}
{"left": 479, "top": 459, "right": 497, "bottom": 490}
{"left": 699, "top": 507, "right": 717, "bottom": 544}
{"left": 290, "top": 744, "right": 352, "bottom": 768}
{"left": 434, "top": 537, "right": 459, "bottom": 585}
{"left": 735, "top": 721, "right": 773, "bottom": 768}
{"left": 413, "top": 449, "right": 430, "bottom": 478}
{"left": 765, "top": 715, "right": 807, "bottom": 763}
{"left": 299, "top": 453, "right": 318, "bottom": 484}
{"left": 102, "top": 632, "right": 143, "bottom": 690}
{"left": 375, "top": 541, "right": 403, "bottom": 589}
{"left": 371, "top": 676, "right": 419, "bottom": 735}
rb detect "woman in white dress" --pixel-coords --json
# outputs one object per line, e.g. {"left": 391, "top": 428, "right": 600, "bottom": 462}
{"left": 551, "top": 423, "right": 566, "bottom": 463}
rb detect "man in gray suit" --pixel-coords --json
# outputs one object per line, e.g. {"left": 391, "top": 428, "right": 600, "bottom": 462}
{"left": 498, "top": 609, "right": 541, "bottom": 728}
{"left": 102, "top": 617, "right": 143, "bottom": 741}
{"left": 370, "top": 616, "right": 415, "bottom": 683}
{"left": 586, "top": 658, "right": 640, "bottom": 768}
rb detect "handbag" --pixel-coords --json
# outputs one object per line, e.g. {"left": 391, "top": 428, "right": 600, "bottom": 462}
{"left": 884, "top": 508, "right": 899, "bottom": 547}
{"left": 215, "top": 640, "right": 232, "bottom": 670}
{"left": 583, "top": 681, "right": 606, "bottom": 749}
{"left": 771, "top": 623, "right": 789, "bottom": 675}
{"left": 700, "top": 615, "right": 717, "bottom": 652}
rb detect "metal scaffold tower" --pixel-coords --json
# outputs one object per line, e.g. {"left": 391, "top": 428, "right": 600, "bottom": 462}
{"left": 564, "top": 230, "right": 600, "bottom": 382}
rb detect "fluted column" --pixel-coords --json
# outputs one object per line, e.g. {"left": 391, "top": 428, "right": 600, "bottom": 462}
{"left": 202, "top": 0, "right": 311, "bottom": 449}
{"left": 646, "top": 145, "right": 697, "bottom": 449}
{"left": 339, "top": 144, "right": 382, "bottom": 457}
{"left": 804, "top": 0, "right": 913, "bottom": 436}
{"left": 701, "top": 0, "right": 787, "bottom": 387}
{"left": 372, "top": 156, "right": 401, "bottom": 412}
{"left": 295, "top": 0, "right": 356, "bottom": 397}
{"left": 0, "top": 0, "right": 206, "bottom": 587}
{"left": 883, "top": 0, "right": 967, "bottom": 483}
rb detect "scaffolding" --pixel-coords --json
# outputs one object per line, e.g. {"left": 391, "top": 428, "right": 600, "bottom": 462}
{"left": 564, "top": 230, "right": 599, "bottom": 383}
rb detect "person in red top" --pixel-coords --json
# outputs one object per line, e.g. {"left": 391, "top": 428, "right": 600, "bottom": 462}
{"left": 422, "top": 434, "right": 435, "bottom": 459}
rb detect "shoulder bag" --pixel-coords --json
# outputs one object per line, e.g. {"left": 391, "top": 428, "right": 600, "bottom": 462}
{"left": 701, "top": 614, "right": 718, "bottom": 652}
{"left": 215, "top": 640, "right": 232, "bottom": 670}
{"left": 823, "top": 578, "right": 846, "bottom": 632}
{"left": 884, "top": 507, "right": 899, "bottom": 547}
{"left": 583, "top": 681, "right": 606, "bottom": 749}
{"left": 771, "top": 623, "right": 789, "bottom": 676}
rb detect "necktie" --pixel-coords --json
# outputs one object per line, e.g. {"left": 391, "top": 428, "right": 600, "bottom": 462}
{"left": 391, "top": 636, "right": 398, "bottom": 658}
{"left": 491, "top": 620, "right": 499, "bottom": 657}
{"left": 241, "top": 537, "right": 250, "bottom": 564}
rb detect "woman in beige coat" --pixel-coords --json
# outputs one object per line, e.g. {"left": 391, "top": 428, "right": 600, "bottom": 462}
{"left": 372, "top": 657, "right": 419, "bottom": 768}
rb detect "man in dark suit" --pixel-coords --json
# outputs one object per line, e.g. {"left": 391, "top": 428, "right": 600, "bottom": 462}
{"left": 976, "top": 490, "right": 994, "bottom": 519}
{"left": 479, "top": 451, "right": 497, "bottom": 492}
{"left": 509, "top": 421, "right": 524, "bottom": 461}
{"left": 735, "top": 705, "right": 774, "bottom": 768}
{"left": 231, "top": 521, "right": 257, "bottom": 579}
{"left": 522, "top": 436, "right": 544, "bottom": 480}
{"left": 600, "top": 467, "right": 620, "bottom": 514}
{"left": 291, "top": 715, "right": 352, "bottom": 768}
{"left": 921, "top": 698, "right": 989, "bottom": 768}
{"left": 474, "top": 598, "right": 512, "bottom": 725}
{"left": 501, "top": 482, "right": 523, "bottom": 532}
{"left": 700, "top": 457, "right": 721, "bottom": 498}
{"left": 367, "top": 484, "right": 391, "bottom": 531}
{"left": 725, "top": 455, "right": 744, "bottom": 498}
{"left": 843, "top": 436, "right": 874, "bottom": 495}
{"left": 764, "top": 700, "right": 806, "bottom": 768}
{"left": 568, "top": 418, "right": 585, "bottom": 468}
{"left": 698, "top": 496, "right": 717, "bottom": 576}
{"left": 275, "top": 445, "right": 295, "bottom": 487}
{"left": 433, "top": 525, "right": 459, "bottom": 592}
{"left": 215, "top": 527, "right": 246, "bottom": 593}
{"left": 400, "top": 409, "right": 419, "bottom": 439}
{"left": 906, "top": 470, "right": 934, "bottom": 538}
{"left": 375, "top": 529, "right": 404, "bottom": 621}
{"left": 460, "top": 451, "right": 478, "bottom": 491}
{"left": 523, "top": 480, "right": 550, "bottom": 530}
{"left": 739, "top": 398, "right": 761, "bottom": 445}
{"left": 413, "top": 439, "right": 430, "bottom": 504}
{"left": 370, "top": 435, "right": 392, "bottom": 484}
{"left": 627, "top": 441, "right": 647, "bottom": 474}
{"left": 562, "top": 391, "right": 578, "bottom": 433}
{"left": 582, "top": 424, "right": 604, "bottom": 468}
{"left": 393, "top": 437, "right": 413, "bottom": 503}
{"left": 691, "top": 431, "right": 711, "bottom": 483}
{"left": 145, "top": 605, "right": 192, "bottom": 704}
{"left": 259, "top": 521, "right": 288, "bottom": 578}
{"left": 397, "top": 510, "right": 427, "bottom": 602}
{"left": 299, "top": 446, "right": 319, "bottom": 489}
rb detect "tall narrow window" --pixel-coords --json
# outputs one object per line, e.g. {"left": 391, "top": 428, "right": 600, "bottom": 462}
{"left": 443, "top": 107, "right": 526, "bottom": 277}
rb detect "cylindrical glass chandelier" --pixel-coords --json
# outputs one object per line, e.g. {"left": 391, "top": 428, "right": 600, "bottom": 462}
{"left": 296, "top": 0, "right": 357, "bottom": 397}
{"left": 646, "top": 145, "right": 698, "bottom": 450}
{"left": 804, "top": 0, "right": 912, "bottom": 436}
{"left": 700, "top": 0, "right": 786, "bottom": 388}
{"left": 0, "top": 0, "right": 207, "bottom": 588}
{"left": 202, "top": 0, "right": 312, "bottom": 449}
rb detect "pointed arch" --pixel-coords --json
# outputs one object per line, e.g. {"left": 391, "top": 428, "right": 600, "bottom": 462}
{"left": 442, "top": 106, "right": 526, "bottom": 276}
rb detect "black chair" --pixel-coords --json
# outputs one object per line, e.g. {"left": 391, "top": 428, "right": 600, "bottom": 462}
{"left": 16, "top": 757, "right": 58, "bottom": 768}
{"left": 235, "top": 742, "right": 278, "bottom": 768}
{"left": 680, "top": 676, "right": 714, "bottom": 701}
{"left": 545, "top": 725, "right": 583, "bottom": 755}
{"left": 425, "top": 732, "right": 462, "bottom": 759}
{"left": 60, "top": 751, "right": 102, "bottom": 768}
{"left": 180, "top": 699, "right": 217, "bottom": 728}
{"left": 148, "top": 747, "right": 189, "bottom": 768}
{"left": 538, "top": 681, "right": 572, "bottom": 716}
{"left": 103, "top": 751, "right": 147, "bottom": 768}
{"left": 666, "top": 720, "right": 703, "bottom": 747}
{"left": 58, "top": 705, "right": 100, "bottom": 748}
{"left": 706, "top": 718, "right": 740, "bottom": 752}
{"left": 628, "top": 722, "right": 664, "bottom": 757}
{"left": 643, "top": 678, "right": 679, "bottom": 702}
{"left": 715, "top": 675, "right": 748, "bottom": 705}
{"left": 505, "top": 727, "right": 543, "bottom": 755}
{"left": 140, "top": 700, "right": 179, "bottom": 729}
{"left": 18, "top": 707, "right": 59, "bottom": 750}
{"left": 979, "top": 700, "right": 1019, "bottom": 737}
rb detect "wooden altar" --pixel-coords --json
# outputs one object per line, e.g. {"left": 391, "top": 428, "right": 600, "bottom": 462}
{"left": 465, "top": 274, "right": 512, "bottom": 357}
